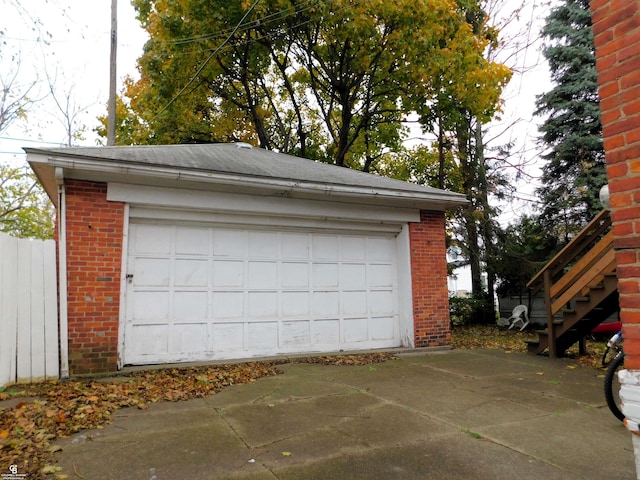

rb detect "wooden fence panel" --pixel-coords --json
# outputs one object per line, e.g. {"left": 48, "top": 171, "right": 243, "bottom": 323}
{"left": 0, "top": 232, "right": 58, "bottom": 386}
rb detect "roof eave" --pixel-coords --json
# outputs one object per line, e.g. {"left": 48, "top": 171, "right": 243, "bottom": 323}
{"left": 26, "top": 151, "right": 468, "bottom": 212}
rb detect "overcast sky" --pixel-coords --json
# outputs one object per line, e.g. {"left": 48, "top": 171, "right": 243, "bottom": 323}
{"left": 0, "top": 0, "right": 147, "bottom": 155}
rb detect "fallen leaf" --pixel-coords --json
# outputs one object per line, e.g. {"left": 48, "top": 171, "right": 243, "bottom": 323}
{"left": 0, "top": 430, "right": 8, "bottom": 438}
{"left": 282, "top": 451, "right": 292, "bottom": 457}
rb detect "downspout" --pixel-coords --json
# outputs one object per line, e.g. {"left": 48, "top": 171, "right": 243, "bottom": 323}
{"left": 55, "top": 167, "right": 69, "bottom": 379}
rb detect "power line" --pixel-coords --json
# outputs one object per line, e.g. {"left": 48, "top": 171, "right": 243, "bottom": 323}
{"left": 168, "top": 0, "right": 320, "bottom": 46}
{"left": 0, "top": 136, "right": 64, "bottom": 145}
{"left": 151, "top": 0, "right": 261, "bottom": 121}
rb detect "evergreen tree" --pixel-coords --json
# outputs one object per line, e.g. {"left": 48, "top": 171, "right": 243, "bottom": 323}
{"left": 535, "top": 0, "right": 606, "bottom": 241}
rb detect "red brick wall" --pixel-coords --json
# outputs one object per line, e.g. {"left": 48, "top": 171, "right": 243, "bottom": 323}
{"left": 409, "top": 210, "right": 451, "bottom": 348}
{"left": 65, "top": 180, "right": 124, "bottom": 374}
{"left": 591, "top": 0, "right": 640, "bottom": 368}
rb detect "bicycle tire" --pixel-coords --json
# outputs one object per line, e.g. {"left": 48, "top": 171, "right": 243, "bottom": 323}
{"left": 602, "top": 346, "right": 613, "bottom": 367}
{"left": 604, "top": 352, "right": 625, "bottom": 422}
{"left": 602, "top": 345, "right": 622, "bottom": 367}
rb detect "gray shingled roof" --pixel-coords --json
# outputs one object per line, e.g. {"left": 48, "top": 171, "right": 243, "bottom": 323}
{"left": 25, "top": 143, "right": 466, "bottom": 206}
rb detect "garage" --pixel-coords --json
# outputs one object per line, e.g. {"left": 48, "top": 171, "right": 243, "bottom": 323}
{"left": 26, "top": 142, "right": 465, "bottom": 374}
{"left": 124, "top": 221, "right": 400, "bottom": 365}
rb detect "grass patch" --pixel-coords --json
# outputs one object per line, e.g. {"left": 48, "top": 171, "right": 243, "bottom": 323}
{"left": 461, "top": 428, "right": 483, "bottom": 439}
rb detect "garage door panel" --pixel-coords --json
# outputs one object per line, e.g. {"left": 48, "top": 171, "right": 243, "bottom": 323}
{"left": 282, "top": 291, "right": 309, "bottom": 316}
{"left": 213, "top": 260, "right": 244, "bottom": 287}
{"left": 213, "top": 230, "right": 246, "bottom": 257}
{"left": 313, "top": 236, "right": 338, "bottom": 259}
{"left": 342, "top": 291, "right": 367, "bottom": 315}
{"left": 248, "top": 322, "right": 278, "bottom": 349}
{"left": 370, "top": 317, "right": 396, "bottom": 340}
{"left": 133, "top": 224, "right": 172, "bottom": 254}
{"left": 124, "top": 223, "right": 401, "bottom": 365}
{"left": 249, "top": 231, "right": 278, "bottom": 258}
{"left": 281, "top": 233, "right": 309, "bottom": 259}
{"left": 281, "top": 262, "right": 308, "bottom": 287}
{"left": 342, "top": 264, "right": 366, "bottom": 288}
{"left": 248, "top": 291, "right": 278, "bottom": 317}
{"left": 175, "top": 227, "right": 209, "bottom": 255}
{"left": 281, "top": 321, "right": 310, "bottom": 346}
{"left": 248, "top": 261, "right": 277, "bottom": 288}
{"left": 173, "top": 291, "right": 208, "bottom": 319}
{"left": 344, "top": 318, "right": 368, "bottom": 343}
{"left": 131, "top": 291, "right": 170, "bottom": 322}
{"left": 130, "top": 325, "right": 169, "bottom": 355}
{"left": 313, "top": 263, "right": 338, "bottom": 287}
{"left": 312, "top": 291, "right": 340, "bottom": 316}
{"left": 170, "top": 324, "right": 207, "bottom": 353}
{"left": 213, "top": 292, "right": 244, "bottom": 318}
{"left": 369, "top": 290, "right": 395, "bottom": 314}
{"left": 212, "top": 323, "right": 244, "bottom": 351}
{"left": 174, "top": 259, "right": 208, "bottom": 286}
{"left": 311, "top": 319, "right": 340, "bottom": 344}
{"left": 368, "top": 264, "right": 393, "bottom": 287}
{"left": 368, "top": 238, "right": 394, "bottom": 261}
{"left": 134, "top": 258, "right": 170, "bottom": 287}
{"left": 340, "top": 236, "right": 366, "bottom": 261}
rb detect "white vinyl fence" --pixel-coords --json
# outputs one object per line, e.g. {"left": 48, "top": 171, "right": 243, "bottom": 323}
{"left": 1, "top": 232, "right": 58, "bottom": 386}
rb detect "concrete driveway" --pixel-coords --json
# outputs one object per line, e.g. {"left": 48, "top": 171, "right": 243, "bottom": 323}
{"left": 54, "top": 349, "right": 636, "bottom": 479}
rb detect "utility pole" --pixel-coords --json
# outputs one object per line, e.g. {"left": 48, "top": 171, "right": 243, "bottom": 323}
{"left": 107, "top": 0, "right": 117, "bottom": 146}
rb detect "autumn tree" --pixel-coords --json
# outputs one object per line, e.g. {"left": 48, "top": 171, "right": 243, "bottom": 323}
{"left": 0, "top": 162, "right": 54, "bottom": 239}
{"left": 535, "top": 0, "right": 606, "bottom": 241}
{"left": 110, "top": 0, "right": 509, "bottom": 173}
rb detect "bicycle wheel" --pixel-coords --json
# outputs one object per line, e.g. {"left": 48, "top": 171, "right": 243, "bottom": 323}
{"left": 602, "top": 345, "right": 621, "bottom": 367}
{"left": 604, "top": 352, "right": 625, "bottom": 422}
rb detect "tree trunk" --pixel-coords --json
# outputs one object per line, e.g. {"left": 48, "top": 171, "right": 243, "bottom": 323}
{"left": 474, "top": 124, "right": 496, "bottom": 323}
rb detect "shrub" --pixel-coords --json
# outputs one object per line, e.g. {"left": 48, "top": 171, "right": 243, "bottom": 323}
{"left": 449, "top": 295, "right": 490, "bottom": 326}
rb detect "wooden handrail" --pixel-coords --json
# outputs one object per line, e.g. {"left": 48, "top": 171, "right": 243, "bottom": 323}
{"left": 527, "top": 209, "right": 611, "bottom": 292}
{"left": 549, "top": 230, "right": 614, "bottom": 298}
{"left": 551, "top": 248, "right": 616, "bottom": 315}
{"left": 527, "top": 209, "right": 614, "bottom": 326}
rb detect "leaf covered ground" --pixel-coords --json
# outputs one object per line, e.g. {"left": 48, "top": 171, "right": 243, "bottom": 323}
{"left": 450, "top": 324, "right": 610, "bottom": 370}
{"left": 0, "top": 354, "right": 394, "bottom": 478}
{"left": 1, "top": 337, "right": 608, "bottom": 479}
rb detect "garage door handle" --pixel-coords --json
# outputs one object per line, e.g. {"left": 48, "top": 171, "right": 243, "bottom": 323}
{"left": 126, "top": 274, "right": 134, "bottom": 283}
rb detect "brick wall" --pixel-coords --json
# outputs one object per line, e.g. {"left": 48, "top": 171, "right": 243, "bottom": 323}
{"left": 590, "top": 0, "right": 640, "bottom": 368}
{"left": 65, "top": 180, "right": 124, "bottom": 374}
{"left": 409, "top": 210, "right": 451, "bottom": 347}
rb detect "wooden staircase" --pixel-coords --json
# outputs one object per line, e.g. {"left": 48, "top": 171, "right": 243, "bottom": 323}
{"left": 526, "top": 210, "right": 619, "bottom": 357}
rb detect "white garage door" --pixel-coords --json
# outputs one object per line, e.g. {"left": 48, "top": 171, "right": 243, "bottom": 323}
{"left": 122, "top": 222, "right": 400, "bottom": 365}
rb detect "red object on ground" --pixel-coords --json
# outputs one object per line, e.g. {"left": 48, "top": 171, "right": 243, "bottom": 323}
{"left": 592, "top": 321, "right": 622, "bottom": 335}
